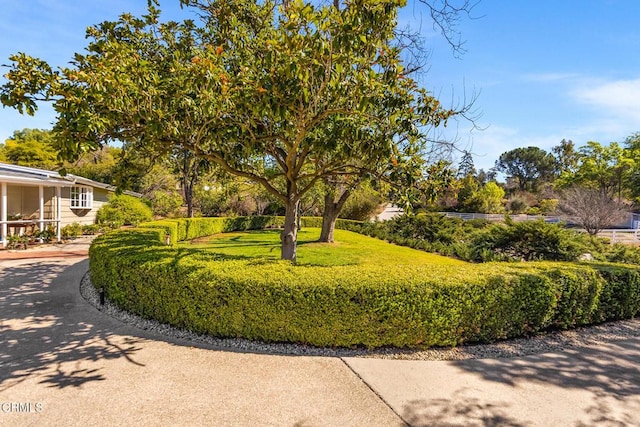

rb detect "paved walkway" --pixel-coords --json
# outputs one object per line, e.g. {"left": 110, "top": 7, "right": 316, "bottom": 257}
{"left": 0, "top": 236, "right": 94, "bottom": 260}
{"left": 2, "top": 254, "right": 640, "bottom": 426}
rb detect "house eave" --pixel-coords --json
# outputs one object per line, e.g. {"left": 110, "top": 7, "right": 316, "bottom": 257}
{"left": 0, "top": 174, "right": 70, "bottom": 187}
{"left": 0, "top": 162, "right": 143, "bottom": 197}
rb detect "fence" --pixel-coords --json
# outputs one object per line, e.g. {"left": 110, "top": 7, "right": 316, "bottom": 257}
{"left": 592, "top": 229, "right": 640, "bottom": 244}
{"left": 438, "top": 212, "right": 564, "bottom": 223}
{"left": 438, "top": 213, "right": 640, "bottom": 244}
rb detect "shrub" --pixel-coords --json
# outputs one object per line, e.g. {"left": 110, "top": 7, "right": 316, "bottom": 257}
{"left": 35, "top": 224, "right": 57, "bottom": 242}
{"left": 525, "top": 207, "right": 541, "bottom": 215}
{"left": 508, "top": 197, "right": 528, "bottom": 214}
{"left": 361, "top": 214, "right": 623, "bottom": 265}
{"left": 538, "top": 198, "right": 558, "bottom": 214}
{"left": 339, "top": 183, "right": 384, "bottom": 221}
{"left": 89, "top": 217, "right": 640, "bottom": 349}
{"left": 81, "top": 224, "right": 102, "bottom": 235}
{"left": 61, "top": 222, "right": 83, "bottom": 239}
{"left": 358, "top": 213, "right": 489, "bottom": 259}
{"left": 603, "top": 244, "right": 640, "bottom": 264}
{"left": 6, "top": 234, "right": 28, "bottom": 249}
{"left": 96, "top": 194, "right": 153, "bottom": 228}
{"left": 150, "top": 190, "right": 183, "bottom": 217}
{"left": 469, "top": 220, "right": 589, "bottom": 262}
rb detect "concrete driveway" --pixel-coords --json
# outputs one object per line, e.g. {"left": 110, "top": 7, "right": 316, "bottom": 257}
{"left": 2, "top": 254, "right": 640, "bottom": 426}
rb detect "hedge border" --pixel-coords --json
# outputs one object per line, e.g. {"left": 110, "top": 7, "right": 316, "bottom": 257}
{"left": 89, "top": 216, "right": 640, "bottom": 349}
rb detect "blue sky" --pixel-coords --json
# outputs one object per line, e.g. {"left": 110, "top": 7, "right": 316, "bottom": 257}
{"left": 1, "top": 1, "right": 639, "bottom": 172}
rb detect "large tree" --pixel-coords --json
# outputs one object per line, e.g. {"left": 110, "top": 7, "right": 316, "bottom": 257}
{"left": 2, "top": 0, "right": 459, "bottom": 261}
{"left": 0, "top": 128, "right": 59, "bottom": 169}
{"left": 555, "top": 141, "right": 633, "bottom": 201}
{"left": 494, "top": 146, "right": 556, "bottom": 192}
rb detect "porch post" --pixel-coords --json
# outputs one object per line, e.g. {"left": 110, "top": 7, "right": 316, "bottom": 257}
{"left": 1, "top": 182, "right": 6, "bottom": 248}
{"left": 39, "top": 185, "right": 44, "bottom": 242}
{"left": 56, "top": 187, "right": 62, "bottom": 243}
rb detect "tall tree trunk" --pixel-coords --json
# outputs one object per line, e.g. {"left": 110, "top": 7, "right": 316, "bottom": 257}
{"left": 281, "top": 198, "right": 299, "bottom": 261}
{"left": 319, "top": 187, "right": 351, "bottom": 243}
{"left": 185, "top": 182, "right": 194, "bottom": 218}
{"left": 181, "top": 150, "right": 200, "bottom": 218}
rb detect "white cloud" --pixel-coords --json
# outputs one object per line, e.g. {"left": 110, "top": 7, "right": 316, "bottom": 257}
{"left": 571, "top": 78, "right": 640, "bottom": 120}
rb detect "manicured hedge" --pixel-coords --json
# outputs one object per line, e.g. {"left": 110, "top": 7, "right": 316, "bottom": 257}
{"left": 139, "top": 216, "right": 363, "bottom": 245}
{"left": 89, "top": 217, "right": 640, "bottom": 349}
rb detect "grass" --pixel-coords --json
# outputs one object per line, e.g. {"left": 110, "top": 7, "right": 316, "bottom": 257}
{"left": 183, "top": 227, "right": 465, "bottom": 267}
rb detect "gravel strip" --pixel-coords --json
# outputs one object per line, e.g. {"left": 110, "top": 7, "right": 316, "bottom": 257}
{"left": 80, "top": 272, "right": 640, "bottom": 360}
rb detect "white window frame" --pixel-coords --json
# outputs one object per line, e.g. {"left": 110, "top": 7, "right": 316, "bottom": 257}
{"left": 70, "top": 186, "right": 93, "bottom": 209}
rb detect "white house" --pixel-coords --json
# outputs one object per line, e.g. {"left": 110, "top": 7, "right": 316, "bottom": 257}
{"left": 0, "top": 162, "right": 137, "bottom": 247}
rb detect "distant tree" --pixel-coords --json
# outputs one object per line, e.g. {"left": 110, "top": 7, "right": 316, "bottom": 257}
{"left": 624, "top": 132, "right": 640, "bottom": 150}
{"left": 472, "top": 181, "right": 505, "bottom": 213}
{"left": 555, "top": 141, "right": 633, "bottom": 201}
{"left": 552, "top": 139, "right": 579, "bottom": 175}
{"left": 173, "top": 149, "right": 211, "bottom": 218}
{"left": 457, "top": 150, "right": 476, "bottom": 178}
{"left": 456, "top": 174, "right": 480, "bottom": 211}
{"left": 559, "top": 186, "right": 628, "bottom": 235}
{"left": 494, "top": 146, "right": 557, "bottom": 192}
{"left": 66, "top": 146, "right": 120, "bottom": 184}
{"left": 320, "top": 176, "right": 359, "bottom": 242}
{"left": 139, "top": 163, "right": 183, "bottom": 217}
{"left": 623, "top": 132, "right": 640, "bottom": 202}
{"left": 475, "top": 168, "right": 494, "bottom": 185}
{"left": 0, "top": 128, "right": 59, "bottom": 169}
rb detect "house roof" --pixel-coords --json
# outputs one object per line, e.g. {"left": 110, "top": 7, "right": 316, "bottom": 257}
{"left": 0, "top": 162, "right": 142, "bottom": 197}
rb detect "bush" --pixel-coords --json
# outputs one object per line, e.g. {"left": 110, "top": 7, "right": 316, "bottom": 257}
{"left": 468, "top": 220, "right": 590, "bottom": 262}
{"left": 96, "top": 194, "right": 153, "bottom": 228}
{"left": 339, "top": 183, "right": 384, "bottom": 221}
{"left": 81, "top": 224, "right": 102, "bottom": 235}
{"left": 150, "top": 190, "right": 183, "bottom": 217}
{"left": 538, "top": 198, "right": 558, "bottom": 215}
{"left": 35, "top": 224, "right": 57, "bottom": 242}
{"left": 61, "top": 222, "right": 83, "bottom": 239}
{"left": 358, "top": 213, "right": 490, "bottom": 258}
{"left": 89, "top": 219, "right": 640, "bottom": 349}
{"left": 603, "top": 244, "right": 640, "bottom": 264}
{"left": 508, "top": 198, "right": 528, "bottom": 214}
{"left": 138, "top": 216, "right": 362, "bottom": 245}
{"left": 359, "top": 214, "right": 631, "bottom": 265}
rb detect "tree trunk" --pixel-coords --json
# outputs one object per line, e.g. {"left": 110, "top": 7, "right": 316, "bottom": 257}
{"left": 183, "top": 168, "right": 196, "bottom": 218}
{"left": 281, "top": 198, "right": 299, "bottom": 261}
{"left": 185, "top": 183, "right": 194, "bottom": 218}
{"left": 319, "top": 188, "right": 351, "bottom": 243}
{"left": 182, "top": 151, "right": 199, "bottom": 218}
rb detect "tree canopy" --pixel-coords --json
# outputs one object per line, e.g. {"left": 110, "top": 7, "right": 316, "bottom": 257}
{"left": 0, "top": 128, "right": 59, "bottom": 169}
{"left": 494, "top": 146, "right": 556, "bottom": 192}
{"left": 555, "top": 141, "right": 634, "bottom": 201}
{"left": 2, "top": 0, "right": 462, "bottom": 261}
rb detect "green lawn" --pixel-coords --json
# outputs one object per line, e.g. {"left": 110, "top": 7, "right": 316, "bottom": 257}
{"left": 182, "top": 227, "right": 465, "bottom": 267}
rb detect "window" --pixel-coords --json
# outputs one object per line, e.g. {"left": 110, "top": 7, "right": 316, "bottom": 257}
{"left": 70, "top": 186, "right": 93, "bottom": 209}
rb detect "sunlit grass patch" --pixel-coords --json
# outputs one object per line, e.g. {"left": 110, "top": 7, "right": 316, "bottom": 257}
{"left": 182, "top": 228, "right": 465, "bottom": 267}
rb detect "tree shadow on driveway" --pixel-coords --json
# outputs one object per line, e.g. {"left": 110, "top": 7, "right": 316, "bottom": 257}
{"left": 0, "top": 259, "right": 145, "bottom": 391}
{"left": 401, "top": 388, "right": 529, "bottom": 427}
{"left": 454, "top": 339, "right": 640, "bottom": 397}
{"left": 400, "top": 339, "right": 640, "bottom": 426}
